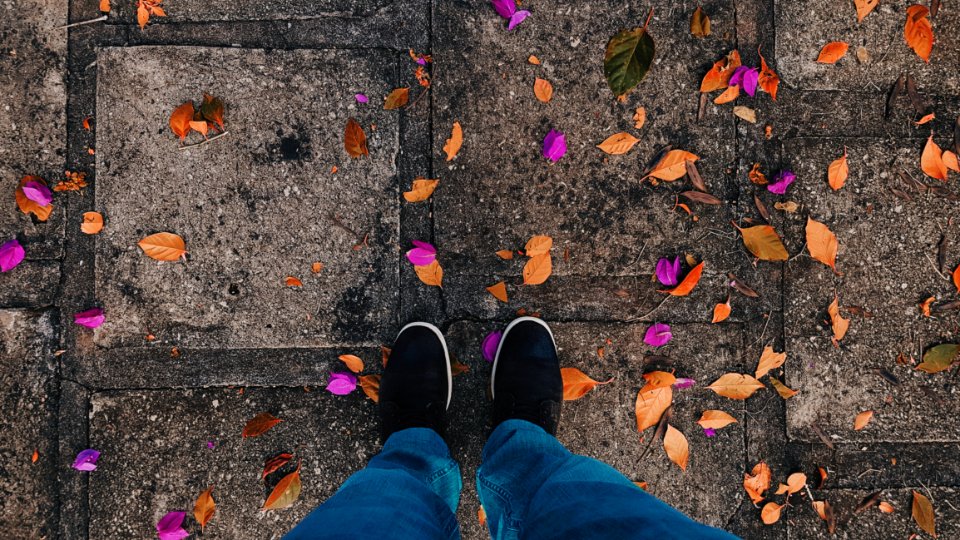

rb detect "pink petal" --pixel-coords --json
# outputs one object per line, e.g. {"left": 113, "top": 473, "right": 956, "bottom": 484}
{"left": 542, "top": 129, "right": 567, "bottom": 163}
{"left": 703, "top": 427, "right": 717, "bottom": 438}
{"left": 326, "top": 371, "right": 357, "bottom": 395}
{"left": 72, "top": 449, "right": 100, "bottom": 471}
{"left": 355, "top": 93, "right": 369, "bottom": 103}
{"left": 156, "top": 511, "right": 189, "bottom": 540}
{"left": 406, "top": 241, "right": 437, "bottom": 266}
{"left": 22, "top": 181, "right": 53, "bottom": 206}
{"left": 0, "top": 238, "right": 25, "bottom": 272}
{"left": 490, "top": 0, "right": 515, "bottom": 18}
{"left": 673, "top": 377, "right": 697, "bottom": 389}
{"left": 481, "top": 330, "right": 503, "bottom": 362}
{"left": 74, "top": 308, "right": 105, "bottom": 329}
{"left": 643, "top": 323, "right": 672, "bottom": 347}
{"left": 507, "top": 10, "right": 530, "bottom": 30}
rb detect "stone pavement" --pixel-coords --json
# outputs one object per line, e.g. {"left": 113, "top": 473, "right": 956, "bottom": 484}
{"left": 1, "top": 0, "right": 959, "bottom": 538}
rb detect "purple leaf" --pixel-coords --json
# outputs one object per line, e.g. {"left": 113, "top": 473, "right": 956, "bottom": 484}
{"left": 74, "top": 308, "right": 105, "bottom": 329}
{"left": 490, "top": 0, "right": 515, "bottom": 18}
{"left": 507, "top": 10, "right": 530, "bottom": 30}
{"left": 655, "top": 256, "right": 681, "bottom": 286}
{"left": 767, "top": 170, "right": 796, "bottom": 195}
{"left": 703, "top": 427, "right": 717, "bottom": 438}
{"left": 156, "top": 511, "right": 189, "bottom": 540}
{"left": 673, "top": 377, "right": 696, "bottom": 390}
{"left": 542, "top": 129, "right": 567, "bottom": 163}
{"left": 481, "top": 330, "right": 502, "bottom": 362}
{"left": 0, "top": 238, "right": 25, "bottom": 273}
{"left": 326, "top": 371, "right": 357, "bottom": 395}
{"left": 355, "top": 93, "right": 368, "bottom": 103}
{"left": 72, "top": 449, "right": 100, "bottom": 471}
{"left": 206, "top": 440, "right": 216, "bottom": 450}
{"left": 406, "top": 240, "right": 437, "bottom": 266}
{"left": 22, "top": 181, "right": 53, "bottom": 206}
{"left": 644, "top": 323, "right": 672, "bottom": 347}
{"left": 729, "top": 66, "right": 759, "bottom": 97}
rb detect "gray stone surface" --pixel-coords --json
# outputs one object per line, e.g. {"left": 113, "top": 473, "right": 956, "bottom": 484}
{"left": 0, "top": 309, "right": 58, "bottom": 538}
{"left": 94, "top": 46, "right": 402, "bottom": 350}
{"left": 111, "top": 0, "right": 421, "bottom": 24}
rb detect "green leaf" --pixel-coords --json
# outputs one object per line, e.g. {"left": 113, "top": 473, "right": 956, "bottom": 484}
{"left": 917, "top": 344, "right": 960, "bottom": 373}
{"left": 604, "top": 27, "right": 655, "bottom": 98}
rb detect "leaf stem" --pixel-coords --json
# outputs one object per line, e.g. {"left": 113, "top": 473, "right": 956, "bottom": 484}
{"left": 642, "top": 7, "right": 654, "bottom": 30}
{"left": 177, "top": 130, "right": 229, "bottom": 150}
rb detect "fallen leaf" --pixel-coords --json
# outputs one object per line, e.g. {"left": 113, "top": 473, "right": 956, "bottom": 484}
{"left": 758, "top": 47, "right": 779, "bottom": 100}
{"left": 263, "top": 468, "right": 301, "bottom": 510}
{"left": 99, "top": 0, "right": 110, "bottom": 11}
{"left": 415, "top": 260, "right": 443, "bottom": 287}
{"left": 495, "top": 249, "right": 514, "bottom": 260}
{"left": 904, "top": 5, "right": 934, "bottom": 63}
{"left": 854, "top": 410, "right": 874, "bottom": 430}
{"left": 189, "top": 120, "right": 208, "bottom": 136}
{"left": 912, "top": 490, "right": 937, "bottom": 538}
{"left": 338, "top": 354, "right": 364, "bottom": 373}
{"left": 681, "top": 191, "right": 721, "bottom": 205}
{"left": 451, "top": 358, "right": 469, "bottom": 376}
{"left": 169, "top": 102, "right": 193, "bottom": 140}
{"left": 735, "top": 224, "right": 789, "bottom": 261}
{"left": 856, "top": 45, "right": 870, "bottom": 63}
{"left": 916, "top": 112, "right": 936, "bottom": 125}
{"left": 359, "top": 374, "right": 381, "bottom": 402}
{"left": 769, "top": 376, "right": 798, "bottom": 398}
{"left": 828, "top": 148, "right": 849, "bottom": 190}
{"left": 403, "top": 178, "right": 439, "bottom": 202}
{"left": 917, "top": 343, "right": 959, "bottom": 373}
{"left": 921, "top": 134, "right": 948, "bottom": 181}
{"left": 138, "top": 232, "right": 187, "bottom": 261}
{"left": 714, "top": 84, "right": 740, "bottom": 105}
{"left": 749, "top": 163, "right": 768, "bottom": 185}
{"left": 855, "top": 0, "right": 879, "bottom": 22}
{"left": 193, "top": 486, "right": 215, "bottom": 531}
{"left": 16, "top": 176, "right": 53, "bottom": 221}
{"left": 645, "top": 150, "right": 699, "bottom": 181}
{"left": 635, "top": 380, "right": 673, "bottom": 432}
{"left": 661, "top": 262, "right": 703, "bottom": 296}
{"left": 561, "top": 367, "right": 613, "bottom": 400}
{"left": 597, "top": 132, "right": 640, "bottom": 155}
{"left": 697, "top": 410, "right": 737, "bottom": 429}
{"left": 444, "top": 122, "right": 463, "bottom": 161}
{"left": 878, "top": 501, "right": 895, "bottom": 513}
{"left": 633, "top": 107, "right": 646, "bottom": 129}
{"left": 486, "top": 281, "right": 508, "bottom": 302}
{"left": 528, "top": 55, "right": 540, "bottom": 64}
{"left": 744, "top": 462, "right": 772, "bottom": 504}
{"left": 311, "top": 262, "right": 324, "bottom": 273}
{"left": 707, "top": 373, "right": 765, "bottom": 400}
{"left": 522, "top": 254, "right": 552, "bottom": 285}
{"left": 700, "top": 50, "right": 741, "bottom": 93}
{"left": 806, "top": 217, "right": 839, "bottom": 270}
{"left": 955, "top": 264, "right": 960, "bottom": 293}
{"left": 261, "top": 453, "right": 293, "bottom": 479}
{"left": 733, "top": 106, "right": 757, "bottom": 123}
{"left": 775, "top": 201, "right": 799, "bottom": 213}
{"left": 755, "top": 346, "right": 787, "bottom": 378}
{"left": 200, "top": 93, "right": 224, "bottom": 130}
{"left": 242, "top": 412, "right": 282, "bottom": 438}
{"left": 533, "top": 78, "right": 554, "bottom": 103}
{"left": 344, "top": 118, "right": 368, "bottom": 158}
{"left": 920, "top": 296, "right": 935, "bottom": 317}
{"left": 663, "top": 425, "right": 689, "bottom": 471}
{"left": 712, "top": 297, "right": 731, "bottom": 323}
{"left": 761, "top": 502, "right": 783, "bottom": 525}
{"left": 383, "top": 87, "right": 410, "bottom": 110}
{"left": 828, "top": 294, "right": 850, "bottom": 343}
{"left": 817, "top": 42, "right": 849, "bottom": 64}
{"left": 81, "top": 212, "right": 104, "bottom": 234}
{"left": 786, "top": 472, "right": 807, "bottom": 494}
{"left": 690, "top": 6, "right": 711, "bottom": 37}
{"left": 285, "top": 276, "right": 302, "bottom": 287}
{"left": 604, "top": 23, "right": 655, "bottom": 98}
{"left": 942, "top": 150, "right": 959, "bottom": 172}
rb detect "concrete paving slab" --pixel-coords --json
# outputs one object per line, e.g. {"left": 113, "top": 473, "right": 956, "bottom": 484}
{"left": 110, "top": 0, "right": 423, "bottom": 24}
{"left": 94, "top": 46, "right": 402, "bottom": 350}
{"left": 0, "top": 260, "right": 60, "bottom": 307}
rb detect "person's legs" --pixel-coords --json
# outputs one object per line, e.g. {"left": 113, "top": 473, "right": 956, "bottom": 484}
{"left": 285, "top": 322, "right": 461, "bottom": 540}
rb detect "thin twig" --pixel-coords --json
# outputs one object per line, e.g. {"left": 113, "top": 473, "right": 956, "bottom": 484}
{"left": 407, "top": 87, "right": 431, "bottom": 110}
{"left": 751, "top": 311, "right": 773, "bottom": 346}
{"left": 56, "top": 15, "right": 107, "bottom": 30}
{"left": 627, "top": 295, "right": 671, "bottom": 322}
{"left": 924, "top": 253, "right": 949, "bottom": 280}
{"left": 177, "top": 130, "right": 229, "bottom": 151}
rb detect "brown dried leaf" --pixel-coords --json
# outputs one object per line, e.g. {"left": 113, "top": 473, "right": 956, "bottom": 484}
{"left": 242, "top": 412, "right": 282, "bottom": 438}
{"left": 344, "top": 118, "right": 368, "bottom": 158}
{"left": 383, "top": 87, "right": 410, "bottom": 110}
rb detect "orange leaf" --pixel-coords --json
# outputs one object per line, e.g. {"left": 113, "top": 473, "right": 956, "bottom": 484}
{"left": 635, "top": 383, "right": 673, "bottom": 432}
{"left": 261, "top": 452, "right": 294, "bottom": 479}
{"left": 478, "top": 506, "right": 487, "bottom": 527}
{"left": 495, "top": 249, "right": 514, "bottom": 260}
{"left": 524, "top": 235, "right": 553, "bottom": 256}
{"left": 744, "top": 461, "right": 772, "bottom": 504}
{"left": 645, "top": 150, "right": 700, "bottom": 181}
{"left": 527, "top": 55, "right": 540, "bottom": 65}
{"left": 359, "top": 374, "right": 381, "bottom": 402}
{"left": 81, "top": 211, "right": 104, "bottom": 234}
{"left": 415, "top": 260, "right": 443, "bottom": 287}
{"left": 690, "top": 6, "right": 711, "bottom": 38}
{"left": 403, "top": 178, "right": 439, "bottom": 202}
{"left": 758, "top": 47, "right": 779, "bottom": 100}
{"left": 854, "top": 0, "right": 878, "bottom": 22}
{"left": 443, "top": 121, "right": 463, "bottom": 161}
{"left": 633, "top": 107, "right": 646, "bottom": 129}
{"left": 713, "top": 84, "right": 740, "bottom": 105}
{"left": 878, "top": 501, "right": 895, "bottom": 514}
{"left": 828, "top": 294, "right": 850, "bottom": 343}
{"left": 263, "top": 468, "right": 302, "bottom": 510}
{"left": 597, "top": 132, "right": 640, "bottom": 155}
{"left": 769, "top": 376, "right": 798, "bottom": 399}
{"left": 451, "top": 359, "right": 469, "bottom": 376}
{"left": 942, "top": 150, "right": 959, "bottom": 173}
{"left": 193, "top": 486, "right": 215, "bottom": 531}
{"left": 785, "top": 472, "right": 807, "bottom": 494}
{"left": 954, "top": 264, "right": 960, "bottom": 293}
{"left": 522, "top": 254, "right": 552, "bottom": 285}
{"left": 806, "top": 217, "right": 838, "bottom": 270}
{"left": 311, "top": 262, "right": 324, "bottom": 274}
{"left": 561, "top": 367, "right": 613, "bottom": 400}
{"left": 827, "top": 148, "right": 848, "bottom": 190}
{"left": 854, "top": 410, "right": 874, "bottom": 430}
{"left": 383, "top": 87, "right": 410, "bottom": 110}
{"left": 755, "top": 346, "right": 786, "bottom": 378}
{"left": 735, "top": 224, "right": 789, "bottom": 261}
{"left": 533, "top": 78, "right": 553, "bottom": 103}
{"left": 344, "top": 118, "right": 369, "bottom": 158}
{"left": 99, "top": 0, "right": 110, "bottom": 12}
{"left": 486, "top": 281, "right": 508, "bottom": 302}
{"left": 137, "top": 3, "right": 149, "bottom": 28}
{"left": 643, "top": 371, "right": 677, "bottom": 388}
{"left": 921, "top": 133, "right": 948, "bottom": 181}
{"left": 661, "top": 262, "right": 703, "bottom": 296}
{"left": 169, "top": 102, "right": 194, "bottom": 140}
{"left": 663, "top": 425, "right": 689, "bottom": 471}
{"left": 707, "top": 373, "right": 764, "bottom": 400}
{"left": 242, "top": 412, "right": 282, "bottom": 438}
{"left": 697, "top": 410, "right": 737, "bottom": 429}
{"left": 761, "top": 502, "right": 783, "bottom": 525}
{"left": 748, "top": 163, "right": 767, "bottom": 185}
{"left": 816, "top": 42, "right": 849, "bottom": 64}
{"left": 338, "top": 354, "right": 364, "bottom": 373}
{"left": 285, "top": 276, "right": 302, "bottom": 287}
{"left": 911, "top": 490, "right": 937, "bottom": 538}
{"left": 904, "top": 5, "right": 934, "bottom": 63}
{"left": 700, "top": 50, "right": 741, "bottom": 93}
{"left": 138, "top": 232, "right": 187, "bottom": 261}
{"left": 712, "top": 298, "right": 731, "bottom": 323}
{"left": 189, "top": 120, "right": 209, "bottom": 136}
{"left": 915, "top": 112, "right": 936, "bottom": 125}
{"left": 15, "top": 176, "right": 52, "bottom": 221}
{"left": 812, "top": 500, "right": 832, "bottom": 522}
{"left": 200, "top": 93, "right": 224, "bottom": 130}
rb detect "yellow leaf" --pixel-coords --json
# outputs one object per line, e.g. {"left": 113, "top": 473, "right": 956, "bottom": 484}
{"left": 533, "top": 78, "right": 553, "bottom": 103}
{"left": 486, "top": 281, "right": 508, "bottom": 302}
{"left": 338, "top": 354, "right": 364, "bottom": 373}
{"left": 645, "top": 150, "right": 699, "bottom": 181}
{"left": 816, "top": 41, "right": 849, "bottom": 64}
{"left": 744, "top": 462, "right": 771, "bottom": 504}
{"left": 633, "top": 107, "right": 646, "bottom": 129}
{"left": 561, "top": 367, "right": 612, "bottom": 400}
{"left": 755, "top": 346, "right": 786, "bottom": 378}
{"left": 359, "top": 374, "right": 380, "bottom": 402}
{"left": 854, "top": 0, "right": 878, "bottom": 22}
{"left": 736, "top": 224, "right": 788, "bottom": 261}
{"left": 761, "top": 502, "right": 783, "bottom": 525}
{"left": 194, "top": 486, "right": 215, "bottom": 531}
{"left": 690, "top": 6, "right": 711, "bottom": 38}
{"left": 524, "top": 235, "right": 553, "bottom": 256}
{"left": 344, "top": 118, "right": 368, "bottom": 158}
{"left": 806, "top": 217, "right": 838, "bottom": 270}
{"left": 138, "top": 232, "right": 187, "bottom": 261}
{"left": 663, "top": 425, "right": 689, "bottom": 471}
{"left": 415, "top": 260, "right": 443, "bottom": 287}
{"left": 443, "top": 122, "right": 463, "bottom": 161}
{"left": 904, "top": 5, "right": 934, "bottom": 63}
{"left": 854, "top": 410, "right": 873, "bottom": 430}
{"left": 769, "top": 376, "right": 798, "bottom": 399}
{"left": 383, "top": 87, "right": 410, "bottom": 110}
{"left": 697, "top": 410, "right": 737, "bottom": 429}
{"left": 262, "top": 468, "right": 302, "bottom": 510}
{"left": 597, "top": 132, "right": 640, "bottom": 155}
{"left": 81, "top": 212, "right": 104, "bottom": 235}
{"left": 707, "top": 373, "right": 764, "bottom": 400}
{"left": 712, "top": 298, "right": 731, "bottom": 323}
{"left": 635, "top": 383, "right": 672, "bottom": 432}
{"left": 911, "top": 490, "right": 937, "bottom": 538}
{"left": 921, "top": 133, "right": 948, "bottom": 181}
{"left": 403, "top": 178, "right": 439, "bottom": 202}
{"left": 828, "top": 148, "right": 848, "bottom": 190}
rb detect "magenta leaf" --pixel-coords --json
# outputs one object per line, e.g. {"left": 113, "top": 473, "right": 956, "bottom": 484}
{"left": 490, "top": 0, "right": 515, "bottom": 18}
{"left": 22, "top": 180, "right": 53, "bottom": 206}
{"left": 542, "top": 129, "right": 567, "bottom": 163}
{"left": 655, "top": 257, "right": 681, "bottom": 286}
{"left": 206, "top": 440, "right": 216, "bottom": 450}
{"left": 326, "top": 371, "right": 357, "bottom": 395}
{"left": 729, "top": 66, "right": 759, "bottom": 97}
{"left": 156, "top": 511, "right": 189, "bottom": 540}
{"left": 74, "top": 308, "right": 105, "bottom": 329}
{"left": 507, "top": 10, "right": 530, "bottom": 30}
{"left": 644, "top": 323, "right": 672, "bottom": 347}
{"left": 481, "top": 330, "right": 503, "bottom": 362}
{"left": 355, "top": 93, "right": 369, "bottom": 103}
{"left": 767, "top": 170, "right": 796, "bottom": 195}
{"left": 703, "top": 427, "right": 717, "bottom": 438}
{"left": 0, "top": 238, "right": 25, "bottom": 273}
{"left": 673, "top": 377, "right": 696, "bottom": 390}
{"left": 72, "top": 449, "right": 100, "bottom": 471}
{"left": 406, "top": 240, "right": 437, "bottom": 266}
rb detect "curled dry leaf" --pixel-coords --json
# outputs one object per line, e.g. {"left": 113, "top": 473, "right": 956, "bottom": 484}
{"left": 663, "top": 425, "right": 689, "bottom": 471}
{"left": 707, "top": 373, "right": 764, "bottom": 400}
{"left": 690, "top": 7, "right": 710, "bottom": 37}
{"left": 775, "top": 201, "right": 799, "bottom": 213}
{"left": 749, "top": 163, "right": 767, "bottom": 185}
{"left": 733, "top": 106, "right": 757, "bottom": 123}
{"left": 169, "top": 102, "right": 194, "bottom": 140}
{"left": 645, "top": 150, "right": 699, "bottom": 181}
{"left": 758, "top": 47, "right": 779, "bottom": 100}
{"left": 138, "top": 232, "right": 187, "bottom": 261}
{"left": 828, "top": 148, "right": 849, "bottom": 190}
{"left": 854, "top": 0, "right": 878, "bottom": 22}
{"left": 806, "top": 217, "right": 839, "bottom": 270}
{"left": 533, "top": 78, "right": 554, "bottom": 103}
{"left": 193, "top": 486, "right": 215, "bottom": 531}
{"left": 383, "top": 87, "right": 410, "bottom": 110}
{"left": 681, "top": 191, "right": 721, "bottom": 205}
{"left": 81, "top": 212, "right": 104, "bottom": 234}
{"left": 744, "top": 462, "right": 772, "bottom": 504}
{"left": 661, "top": 262, "right": 703, "bottom": 296}
{"left": 817, "top": 42, "right": 849, "bottom": 64}
{"left": 338, "top": 354, "right": 364, "bottom": 373}
{"left": 700, "top": 50, "right": 741, "bottom": 93}
{"left": 755, "top": 346, "right": 786, "bottom": 379}
{"left": 697, "top": 410, "right": 737, "bottom": 429}
{"left": 415, "top": 260, "right": 444, "bottom": 287}
{"left": 904, "top": 5, "right": 934, "bottom": 63}
{"left": 242, "top": 412, "right": 282, "bottom": 438}
{"left": 769, "top": 376, "right": 798, "bottom": 399}
{"left": 523, "top": 254, "right": 552, "bottom": 285}
{"left": 263, "top": 468, "right": 302, "bottom": 511}
{"left": 633, "top": 107, "right": 646, "bottom": 129}
{"left": 761, "top": 502, "right": 783, "bottom": 525}
{"left": 359, "top": 374, "right": 381, "bottom": 402}
{"left": 735, "top": 224, "right": 789, "bottom": 261}
{"left": 828, "top": 294, "right": 850, "bottom": 343}
{"left": 560, "top": 367, "right": 613, "bottom": 400}
{"left": 712, "top": 297, "right": 731, "bottom": 323}
{"left": 597, "top": 132, "right": 640, "bottom": 155}
{"left": 713, "top": 84, "right": 739, "bottom": 105}
{"left": 444, "top": 122, "right": 463, "bottom": 161}
{"left": 262, "top": 453, "right": 294, "bottom": 479}
{"left": 921, "top": 134, "right": 948, "bottom": 181}
{"left": 344, "top": 118, "right": 369, "bottom": 158}
{"left": 403, "top": 178, "right": 439, "bottom": 202}
{"left": 486, "top": 281, "right": 508, "bottom": 302}
{"left": 854, "top": 410, "right": 874, "bottom": 430}
{"left": 911, "top": 490, "right": 937, "bottom": 538}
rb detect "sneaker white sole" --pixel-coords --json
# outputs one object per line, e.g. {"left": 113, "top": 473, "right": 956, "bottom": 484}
{"left": 397, "top": 321, "right": 453, "bottom": 410}
{"left": 490, "top": 316, "right": 557, "bottom": 400}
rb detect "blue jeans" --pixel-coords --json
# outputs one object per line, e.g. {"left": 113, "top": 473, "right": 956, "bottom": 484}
{"left": 285, "top": 420, "right": 738, "bottom": 539}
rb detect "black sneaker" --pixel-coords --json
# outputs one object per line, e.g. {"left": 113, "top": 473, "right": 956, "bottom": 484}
{"left": 491, "top": 317, "right": 562, "bottom": 435}
{"left": 378, "top": 322, "right": 452, "bottom": 442}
